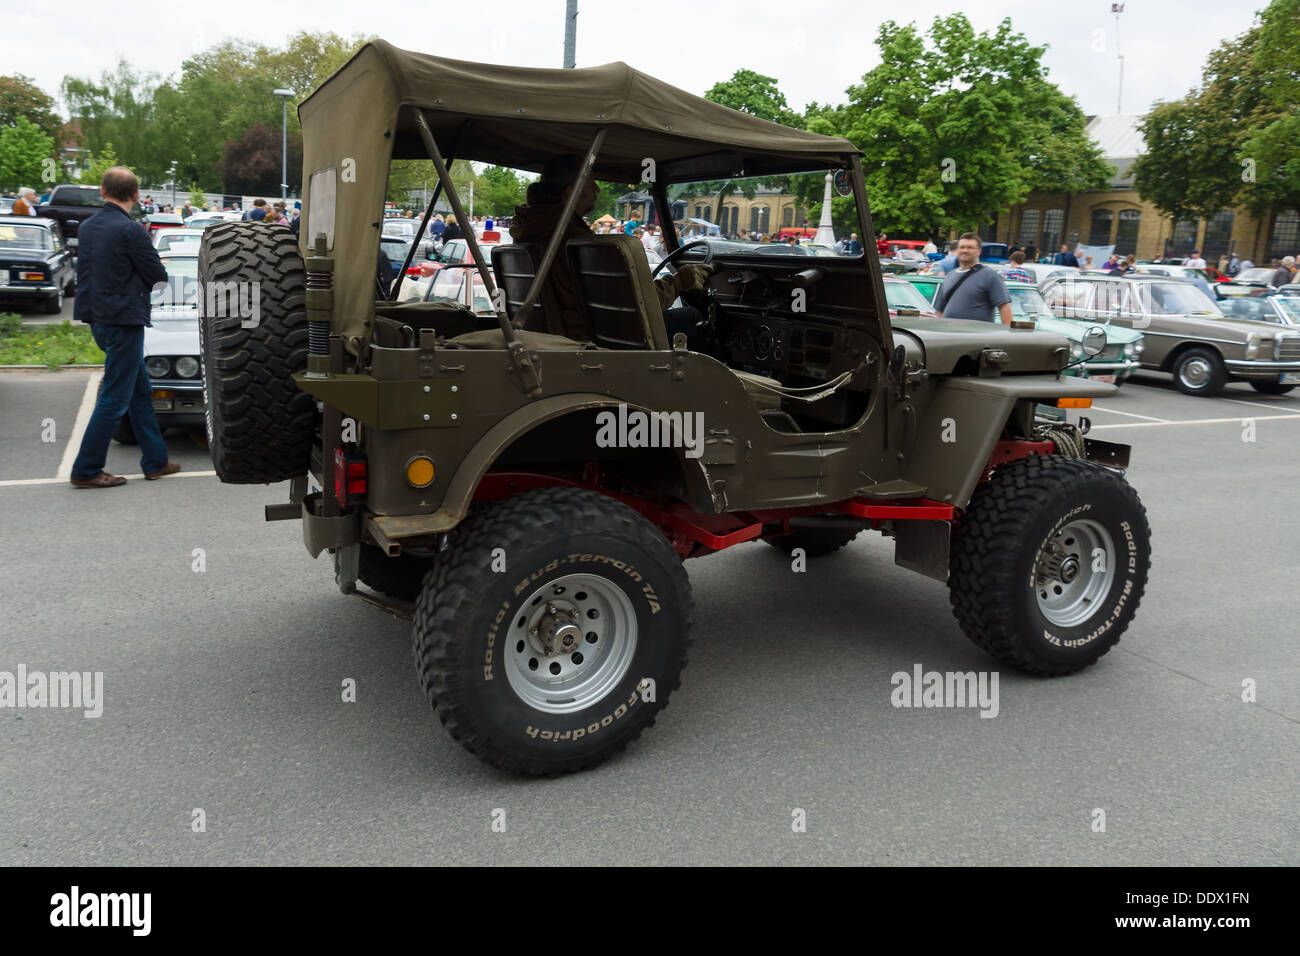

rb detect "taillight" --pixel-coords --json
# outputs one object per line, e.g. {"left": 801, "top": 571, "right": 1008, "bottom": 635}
{"left": 333, "top": 446, "right": 367, "bottom": 508}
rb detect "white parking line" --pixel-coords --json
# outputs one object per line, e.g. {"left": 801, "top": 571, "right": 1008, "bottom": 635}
{"left": 1220, "top": 397, "right": 1291, "bottom": 412}
{"left": 55, "top": 370, "right": 103, "bottom": 479}
{"left": 1089, "top": 406, "right": 1170, "bottom": 422}
{"left": 1090, "top": 413, "right": 1300, "bottom": 430}
{"left": 0, "top": 470, "right": 217, "bottom": 488}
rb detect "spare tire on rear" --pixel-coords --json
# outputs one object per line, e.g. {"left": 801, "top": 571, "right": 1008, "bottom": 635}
{"left": 198, "top": 222, "right": 314, "bottom": 483}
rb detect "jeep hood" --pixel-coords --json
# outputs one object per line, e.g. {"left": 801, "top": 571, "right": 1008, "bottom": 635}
{"left": 891, "top": 318, "right": 1071, "bottom": 374}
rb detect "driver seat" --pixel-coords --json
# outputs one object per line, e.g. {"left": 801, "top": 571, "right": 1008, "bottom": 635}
{"left": 565, "top": 235, "right": 670, "bottom": 350}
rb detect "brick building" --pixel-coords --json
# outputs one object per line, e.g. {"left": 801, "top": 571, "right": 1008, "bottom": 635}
{"left": 987, "top": 115, "right": 1298, "bottom": 265}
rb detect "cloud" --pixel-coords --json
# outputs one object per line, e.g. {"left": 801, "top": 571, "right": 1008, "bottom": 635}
{"left": 8, "top": 0, "right": 1255, "bottom": 122}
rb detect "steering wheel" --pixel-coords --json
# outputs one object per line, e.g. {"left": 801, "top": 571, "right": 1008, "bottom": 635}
{"left": 651, "top": 240, "right": 713, "bottom": 278}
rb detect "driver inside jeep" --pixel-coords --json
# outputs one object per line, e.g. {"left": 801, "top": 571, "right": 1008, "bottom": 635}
{"left": 510, "top": 154, "right": 713, "bottom": 350}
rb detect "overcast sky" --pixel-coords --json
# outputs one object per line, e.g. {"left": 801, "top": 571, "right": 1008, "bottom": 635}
{"left": 10, "top": 0, "right": 1261, "bottom": 120}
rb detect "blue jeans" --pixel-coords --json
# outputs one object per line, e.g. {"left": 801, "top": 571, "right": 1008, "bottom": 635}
{"left": 71, "top": 324, "right": 169, "bottom": 479}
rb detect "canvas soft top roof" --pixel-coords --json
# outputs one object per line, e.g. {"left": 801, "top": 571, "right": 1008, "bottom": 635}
{"left": 296, "top": 40, "right": 860, "bottom": 352}
{"left": 300, "top": 40, "right": 859, "bottom": 183}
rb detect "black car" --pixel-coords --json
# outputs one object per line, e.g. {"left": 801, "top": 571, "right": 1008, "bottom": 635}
{"left": 0, "top": 216, "right": 75, "bottom": 313}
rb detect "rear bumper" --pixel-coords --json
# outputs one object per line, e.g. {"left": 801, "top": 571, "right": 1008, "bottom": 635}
{"left": 0, "top": 285, "right": 56, "bottom": 296}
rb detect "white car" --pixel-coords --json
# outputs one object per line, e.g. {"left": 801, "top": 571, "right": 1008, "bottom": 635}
{"left": 121, "top": 251, "right": 204, "bottom": 442}
{"left": 987, "top": 261, "right": 1080, "bottom": 288}
{"left": 153, "top": 228, "right": 205, "bottom": 252}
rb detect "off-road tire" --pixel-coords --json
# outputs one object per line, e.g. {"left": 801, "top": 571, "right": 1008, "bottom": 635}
{"left": 413, "top": 487, "right": 693, "bottom": 775}
{"left": 764, "top": 525, "right": 861, "bottom": 556}
{"left": 198, "top": 222, "right": 313, "bottom": 483}
{"left": 1249, "top": 380, "right": 1296, "bottom": 395}
{"left": 949, "top": 454, "right": 1150, "bottom": 676}
{"left": 1171, "top": 347, "right": 1226, "bottom": 397}
{"left": 359, "top": 543, "right": 431, "bottom": 602}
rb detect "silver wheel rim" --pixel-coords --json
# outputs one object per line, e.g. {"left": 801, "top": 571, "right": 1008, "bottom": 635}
{"left": 1034, "top": 519, "right": 1115, "bottom": 628}
{"left": 1179, "top": 356, "right": 1212, "bottom": 388}
{"left": 504, "top": 573, "right": 637, "bottom": 714}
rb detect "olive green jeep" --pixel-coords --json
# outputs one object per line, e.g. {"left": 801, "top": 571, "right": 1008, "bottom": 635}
{"left": 198, "top": 41, "right": 1151, "bottom": 775}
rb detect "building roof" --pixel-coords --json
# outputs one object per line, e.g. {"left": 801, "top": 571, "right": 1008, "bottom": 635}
{"left": 1085, "top": 114, "right": 1145, "bottom": 187}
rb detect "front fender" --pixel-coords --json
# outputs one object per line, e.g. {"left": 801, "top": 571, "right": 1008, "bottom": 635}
{"left": 902, "top": 374, "right": 1118, "bottom": 510}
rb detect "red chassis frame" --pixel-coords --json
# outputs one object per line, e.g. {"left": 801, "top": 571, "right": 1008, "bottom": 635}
{"left": 472, "top": 439, "right": 1056, "bottom": 560}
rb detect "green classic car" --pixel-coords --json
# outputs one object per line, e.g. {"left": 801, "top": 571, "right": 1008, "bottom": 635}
{"left": 904, "top": 273, "right": 1144, "bottom": 384}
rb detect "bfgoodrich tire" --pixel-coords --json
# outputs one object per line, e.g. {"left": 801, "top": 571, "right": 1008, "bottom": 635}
{"left": 413, "top": 487, "right": 693, "bottom": 775}
{"left": 198, "top": 222, "right": 313, "bottom": 483}
{"left": 949, "top": 455, "right": 1150, "bottom": 676}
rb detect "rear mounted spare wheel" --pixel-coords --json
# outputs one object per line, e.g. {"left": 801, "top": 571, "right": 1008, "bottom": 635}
{"left": 198, "top": 222, "right": 314, "bottom": 483}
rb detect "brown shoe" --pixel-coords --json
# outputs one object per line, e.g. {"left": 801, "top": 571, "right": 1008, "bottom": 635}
{"left": 70, "top": 472, "right": 127, "bottom": 489}
{"left": 145, "top": 462, "right": 182, "bottom": 481}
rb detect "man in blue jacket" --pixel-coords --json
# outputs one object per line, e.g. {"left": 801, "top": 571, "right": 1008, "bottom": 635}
{"left": 69, "top": 166, "right": 180, "bottom": 488}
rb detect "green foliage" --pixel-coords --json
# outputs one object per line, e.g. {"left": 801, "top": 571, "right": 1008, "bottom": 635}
{"left": 78, "top": 143, "right": 122, "bottom": 187}
{"left": 189, "top": 182, "right": 206, "bottom": 208}
{"left": 385, "top": 159, "right": 481, "bottom": 210}
{"left": 0, "top": 116, "right": 55, "bottom": 191}
{"left": 704, "top": 70, "right": 804, "bottom": 128}
{"left": 1238, "top": 0, "right": 1300, "bottom": 215}
{"left": 0, "top": 75, "right": 61, "bottom": 141}
{"left": 1133, "top": 0, "right": 1300, "bottom": 221}
{"left": 62, "top": 31, "right": 370, "bottom": 193}
{"left": 61, "top": 61, "right": 165, "bottom": 183}
{"left": 592, "top": 180, "right": 634, "bottom": 219}
{"left": 477, "top": 165, "right": 526, "bottom": 217}
{"left": 834, "top": 14, "right": 1111, "bottom": 239}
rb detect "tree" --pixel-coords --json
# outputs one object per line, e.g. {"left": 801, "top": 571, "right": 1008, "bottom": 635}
{"left": 64, "top": 31, "right": 371, "bottom": 193}
{"left": 0, "top": 116, "right": 54, "bottom": 191}
{"left": 61, "top": 60, "right": 166, "bottom": 181}
{"left": 78, "top": 143, "right": 122, "bottom": 187}
{"left": 1132, "top": 0, "right": 1300, "bottom": 222}
{"left": 221, "top": 123, "right": 301, "bottom": 195}
{"left": 1238, "top": 0, "right": 1300, "bottom": 216}
{"left": 704, "top": 70, "right": 804, "bottom": 128}
{"left": 834, "top": 15, "right": 1110, "bottom": 239}
{"left": 477, "top": 165, "right": 526, "bottom": 217}
{"left": 0, "top": 75, "right": 61, "bottom": 141}
{"left": 190, "top": 183, "right": 207, "bottom": 208}
{"left": 385, "top": 158, "right": 479, "bottom": 209}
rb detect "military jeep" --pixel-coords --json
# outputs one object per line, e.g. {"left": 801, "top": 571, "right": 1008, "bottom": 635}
{"left": 198, "top": 41, "right": 1151, "bottom": 775}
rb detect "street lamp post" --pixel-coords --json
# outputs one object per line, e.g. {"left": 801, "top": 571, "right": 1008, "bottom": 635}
{"left": 273, "top": 88, "right": 294, "bottom": 201}
{"left": 169, "top": 161, "right": 177, "bottom": 209}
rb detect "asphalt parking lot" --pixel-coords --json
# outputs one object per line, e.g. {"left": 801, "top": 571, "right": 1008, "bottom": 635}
{"left": 1, "top": 367, "right": 1296, "bottom": 865}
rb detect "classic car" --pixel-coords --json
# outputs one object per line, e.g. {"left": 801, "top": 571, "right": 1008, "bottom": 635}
{"left": 0, "top": 216, "right": 75, "bottom": 313}
{"left": 904, "top": 273, "right": 1143, "bottom": 383}
{"left": 1041, "top": 272, "right": 1300, "bottom": 396}
{"left": 1217, "top": 294, "right": 1300, "bottom": 329}
{"left": 113, "top": 251, "right": 205, "bottom": 442}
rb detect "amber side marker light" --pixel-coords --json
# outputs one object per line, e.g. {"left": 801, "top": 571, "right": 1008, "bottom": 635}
{"left": 406, "top": 456, "right": 436, "bottom": 488}
{"left": 1057, "top": 398, "right": 1092, "bottom": 409}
